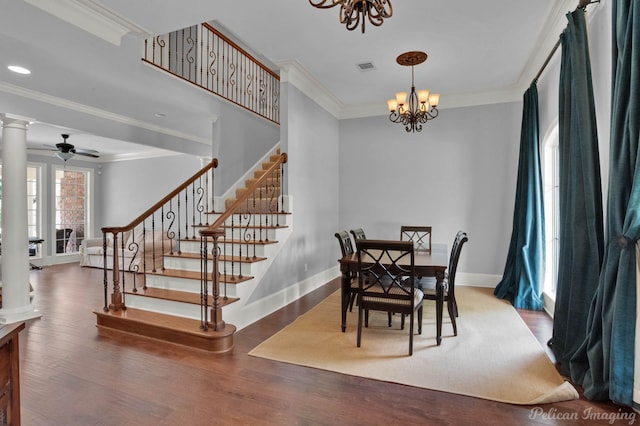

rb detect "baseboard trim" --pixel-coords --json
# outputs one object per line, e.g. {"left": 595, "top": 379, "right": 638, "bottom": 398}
{"left": 229, "top": 266, "right": 339, "bottom": 331}
{"left": 231, "top": 269, "right": 501, "bottom": 331}
{"left": 457, "top": 272, "right": 501, "bottom": 288}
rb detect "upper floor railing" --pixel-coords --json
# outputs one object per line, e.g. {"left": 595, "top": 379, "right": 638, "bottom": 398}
{"left": 143, "top": 23, "right": 280, "bottom": 125}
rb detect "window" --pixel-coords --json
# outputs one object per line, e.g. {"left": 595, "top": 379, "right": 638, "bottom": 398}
{"left": 0, "top": 164, "right": 43, "bottom": 257}
{"left": 542, "top": 124, "right": 560, "bottom": 298}
{"left": 54, "top": 167, "right": 89, "bottom": 254}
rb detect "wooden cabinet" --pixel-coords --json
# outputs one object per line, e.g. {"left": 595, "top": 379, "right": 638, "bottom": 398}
{"left": 0, "top": 323, "right": 24, "bottom": 426}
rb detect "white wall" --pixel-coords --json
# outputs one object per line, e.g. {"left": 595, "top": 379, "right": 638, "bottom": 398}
{"left": 338, "top": 102, "right": 522, "bottom": 277}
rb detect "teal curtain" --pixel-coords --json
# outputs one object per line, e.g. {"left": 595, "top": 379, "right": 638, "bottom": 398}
{"left": 570, "top": 0, "right": 640, "bottom": 406}
{"left": 551, "top": 10, "right": 604, "bottom": 378}
{"left": 494, "top": 84, "right": 545, "bottom": 310}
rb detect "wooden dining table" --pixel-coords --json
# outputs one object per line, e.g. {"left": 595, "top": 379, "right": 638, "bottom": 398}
{"left": 338, "top": 247, "right": 449, "bottom": 345}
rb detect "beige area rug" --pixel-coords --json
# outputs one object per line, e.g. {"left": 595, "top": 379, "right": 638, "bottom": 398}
{"left": 249, "top": 286, "right": 578, "bottom": 405}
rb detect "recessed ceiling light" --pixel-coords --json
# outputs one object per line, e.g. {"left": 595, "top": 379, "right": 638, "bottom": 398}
{"left": 8, "top": 65, "right": 31, "bottom": 75}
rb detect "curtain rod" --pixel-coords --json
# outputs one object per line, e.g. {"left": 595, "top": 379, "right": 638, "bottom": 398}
{"left": 530, "top": 0, "right": 600, "bottom": 86}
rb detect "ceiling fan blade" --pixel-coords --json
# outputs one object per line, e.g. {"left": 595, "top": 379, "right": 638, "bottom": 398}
{"left": 30, "top": 147, "right": 58, "bottom": 152}
{"left": 74, "top": 151, "right": 100, "bottom": 158}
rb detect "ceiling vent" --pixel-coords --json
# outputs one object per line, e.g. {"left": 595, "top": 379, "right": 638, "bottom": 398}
{"left": 357, "top": 62, "right": 376, "bottom": 71}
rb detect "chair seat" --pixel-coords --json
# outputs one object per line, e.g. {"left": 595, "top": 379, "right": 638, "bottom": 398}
{"left": 362, "top": 283, "right": 424, "bottom": 306}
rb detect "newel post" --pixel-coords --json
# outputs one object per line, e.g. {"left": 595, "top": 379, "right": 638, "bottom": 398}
{"left": 202, "top": 228, "right": 226, "bottom": 331}
{"left": 108, "top": 231, "right": 124, "bottom": 311}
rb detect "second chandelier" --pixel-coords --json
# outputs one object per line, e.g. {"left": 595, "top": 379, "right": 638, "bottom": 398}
{"left": 387, "top": 51, "right": 440, "bottom": 133}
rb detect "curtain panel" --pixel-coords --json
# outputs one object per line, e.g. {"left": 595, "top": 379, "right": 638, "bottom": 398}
{"left": 494, "top": 84, "right": 545, "bottom": 310}
{"left": 551, "top": 9, "right": 604, "bottom": 378}
{"left": 570, "top": 0, "right": 640, "bottom": 407}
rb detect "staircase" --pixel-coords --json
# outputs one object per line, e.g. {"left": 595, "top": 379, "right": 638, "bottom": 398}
{"left": 94, "top": 149, "right": 290, "bottom": 353}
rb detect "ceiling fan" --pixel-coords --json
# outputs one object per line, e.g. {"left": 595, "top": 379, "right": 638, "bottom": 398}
{"left": 39, "top": 134, "right": 100, "bottom": 162}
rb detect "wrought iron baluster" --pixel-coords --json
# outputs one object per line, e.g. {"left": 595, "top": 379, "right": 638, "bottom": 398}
{"left": 200, "top": 236, "right": 209, "bottom": 330}
{"left": 184, "top": 186, "right": 190, "bottom": 241}
{"left": 192, "top": 181, "right": 197, "bottom": 237}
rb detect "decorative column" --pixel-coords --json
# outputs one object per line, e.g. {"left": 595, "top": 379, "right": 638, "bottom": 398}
{"left": 0, "top": 113, "right": 41, "bottom": 324}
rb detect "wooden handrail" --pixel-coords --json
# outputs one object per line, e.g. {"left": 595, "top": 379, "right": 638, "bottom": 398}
{"left": 201, "top": 23, "right": 280, "bottom": 81}
{"left": 102, "top": 159, "right": 218, "bottom": 235}
{"left": 200, "top": 153, "right": 287, "bottom": 237}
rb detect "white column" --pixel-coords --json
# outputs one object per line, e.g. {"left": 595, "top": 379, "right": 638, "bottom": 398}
{"left": 0, "top": 113, "right": 41, "bottom": 323}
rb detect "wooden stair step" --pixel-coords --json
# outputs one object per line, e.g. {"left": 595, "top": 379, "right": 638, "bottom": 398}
{"left": 191, "top": 224, "right": 287, "bottom": 231}
{"left": 95, "top": 307, "right": 235, "bottom": 353}
{"left": 177, "top": 238, "right": 279, "bottom": 245}
{"left": 146, "top": 268, "right": 254, "bottom": 283}
{"left": 165, "top": 252, "right": 267, "bottom": 263}
{"left": 125, "top": 287, "right": 239, "bottom": 307}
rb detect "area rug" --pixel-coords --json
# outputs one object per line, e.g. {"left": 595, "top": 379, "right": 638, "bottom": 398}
{"left": 249, "top": 286, "right": 578, "bottom": 405}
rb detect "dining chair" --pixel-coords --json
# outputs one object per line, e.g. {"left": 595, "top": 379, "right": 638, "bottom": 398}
{"left": 400, "top": 226, "right": 432, "bottom": 253}
{"left": 350, "top": 228, "right": 366, "bottom": 242}
{"left": 334, "top": 231, "right": 358, "bottom": 312}
{"left": 356, "top": 239, "right": 424, "bottom": 356}
{"left": 418, "top": 231, "right": 468, "bottom": 336}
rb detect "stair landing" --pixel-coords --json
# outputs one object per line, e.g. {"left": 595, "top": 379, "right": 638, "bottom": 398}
{"left": 95, "top": 307, "right": 235, "bottom": 353}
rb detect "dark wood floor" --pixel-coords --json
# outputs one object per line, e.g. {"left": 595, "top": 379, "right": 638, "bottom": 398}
{"left": 20, "top": 263, "right": 634, "bottom": 425}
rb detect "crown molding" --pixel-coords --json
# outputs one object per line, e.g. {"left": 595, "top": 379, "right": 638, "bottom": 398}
{"left": 23, "top": 0, "right": 150, "bottom": 46}
{"left": 0, "top": 81, "right": 212, "bottom": 145}
{"left": 516, "top": 0, "right": 576, "bottom": 90}
{"left": 340, "top": 87, "right": 523, "bottom": 119}
{"left": 275, "top": 60, "right": 344, "bottom": 119}
{"left": 278, "top": 58, "right": 528, "bottom": 120}
{"left": 102, "top": 149, "right": 179, "bottom": 163}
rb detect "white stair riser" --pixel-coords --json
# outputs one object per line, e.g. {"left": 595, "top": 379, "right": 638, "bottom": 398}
{"left": 219, "top": 227, "right": 279, "bottom": 241}
{"left": 205, "top": 213, "right": 290, "bottom": 226}
{"left": 178, "top": 240, "right": 275, "bottom": 257}
{"left": 145, "top": 274, "right": 241, "bottom": 298}
{"left": 125, "top": 294, "right": 202, "bottom": 320}
{"left": 164, "top": 256, "right": 257, "bottom": 275}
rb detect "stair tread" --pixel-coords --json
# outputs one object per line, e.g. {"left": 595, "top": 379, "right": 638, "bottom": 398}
{"left": 177, "top": 238, "right": 279, "bottom": 245}
{"left": 200, "top": 224, "right": 288, "bottom": 229}
{"left": 125, "top": 287, "right": 238, "bottom": 307}
{"left": 147, "top": 268, "right": 254, "bottom": 283}
{"left": 165, "top": 252, "right": 267, "bottom": 263}
{"left": 204, "top": 211, "right": 291, "bottom": 215}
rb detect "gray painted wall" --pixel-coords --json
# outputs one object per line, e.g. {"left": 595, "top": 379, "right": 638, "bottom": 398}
{"left": 214, "top": 101, "right": 280, "bottom": 194}
{"left": 99, "top": 154, "right": 202, "bottom": 228}
{"left": 338, "top": 102, "right": 522, "bottom": 276}
{"left": 247, "top": 82, "right": 340, "bottom": 301}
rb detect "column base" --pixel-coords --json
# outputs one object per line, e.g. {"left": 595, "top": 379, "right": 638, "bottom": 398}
{"left": 0, "top": 305, "right": 42, "bottom": 324}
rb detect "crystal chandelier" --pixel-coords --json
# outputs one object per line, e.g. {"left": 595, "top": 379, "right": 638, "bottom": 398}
{"left": 309, "top": 0, "right": 392, "bottom": 33}
{"left": 387, "top": 51, "right": 440, "bottom": 133}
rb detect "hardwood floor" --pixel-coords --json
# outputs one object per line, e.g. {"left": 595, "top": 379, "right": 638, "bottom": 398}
{"left": 19, "top": 263, "right": 635, "bottom": 425}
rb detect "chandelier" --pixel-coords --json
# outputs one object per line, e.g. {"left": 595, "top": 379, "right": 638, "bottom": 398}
{"left": 308, "top": 0, "right": 392, "bottom": 33}
{"left": 387, "top": 51, "right": 440, "bottom": 133}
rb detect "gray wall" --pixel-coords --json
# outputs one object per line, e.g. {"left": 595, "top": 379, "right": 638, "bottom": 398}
{"left": 99, "top": 154, "right": 203, "bottom": 229}
{"left": 214, "top": 101, "right": 280, "bottom": 194}
{"left": 248, "top": 82, "right": 340, "bottom": 301}
{"left": 338, "top": 102, "right": 522, "bottom": 276}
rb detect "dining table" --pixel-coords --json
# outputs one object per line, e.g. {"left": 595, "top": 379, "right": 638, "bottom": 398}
{"left": 338, "top": 245, "right": 449, "bottom": 345}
